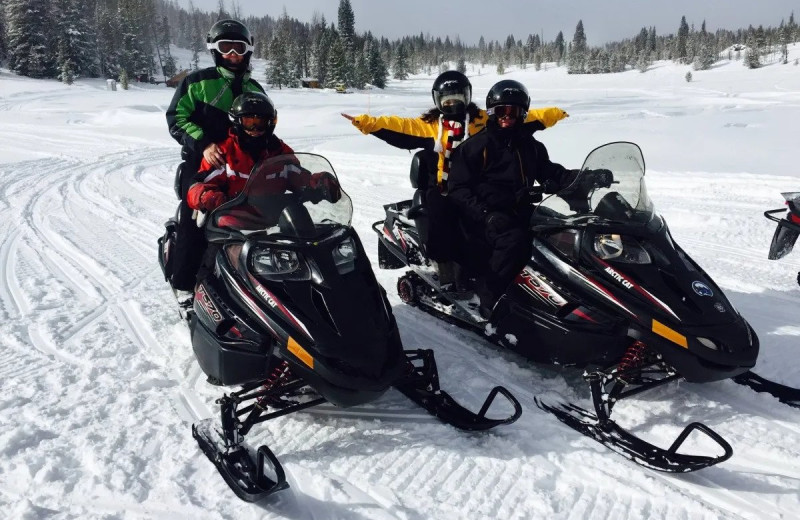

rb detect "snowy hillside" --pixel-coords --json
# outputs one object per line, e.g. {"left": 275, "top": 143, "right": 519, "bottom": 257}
{"left": 1, "top": 46, "right": 800, "bottom": 519}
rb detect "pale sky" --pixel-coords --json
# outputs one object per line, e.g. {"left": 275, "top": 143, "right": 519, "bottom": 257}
{"left": 177, "top": 0, "right": 798, "bottom": 45}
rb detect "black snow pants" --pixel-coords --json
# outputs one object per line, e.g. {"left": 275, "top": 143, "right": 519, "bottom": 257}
{"left": 471, "top": 218, "right": 532, "bottom": 309}
{"left": 168, "top": 158, "right": 207, "bottom": 291}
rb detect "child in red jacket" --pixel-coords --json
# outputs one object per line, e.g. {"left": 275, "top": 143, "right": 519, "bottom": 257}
{"left": 187, "top": 92, "right": 339, "bottom": 213}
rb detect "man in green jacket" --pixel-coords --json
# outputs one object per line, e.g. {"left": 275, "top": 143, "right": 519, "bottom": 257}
{"left": 164, "top": 19, "right": 264, "bottom": 300}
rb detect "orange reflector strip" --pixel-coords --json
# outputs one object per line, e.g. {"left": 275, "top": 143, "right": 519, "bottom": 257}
{"left": 652, "top": 319, "right": 688, "bottom": 349}
{"left": 288, "top": 336, "right": 314, "bottom": 369}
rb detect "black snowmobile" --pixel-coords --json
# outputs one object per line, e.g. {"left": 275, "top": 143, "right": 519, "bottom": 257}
{"left": 765, "top": 191, "right": 800, "bottom": 287}
{"left": 158, "top": 153, "right": 521, "bottom": 502}
{"left": 375, "top": 141, "right": 800, "bottom": 473}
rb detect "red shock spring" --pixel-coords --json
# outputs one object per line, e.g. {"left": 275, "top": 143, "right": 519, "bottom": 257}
{"left": 257, "top": 361, "right": 290, "bottom": 407}
{"left": 618, "top": 340, "right": 648, "bottom": 374}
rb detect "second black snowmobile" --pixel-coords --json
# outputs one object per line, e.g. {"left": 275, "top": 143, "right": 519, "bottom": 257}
{"left": 375, "top": 141, "right": 800, "bottom": 473}
{"left": 158, "top": 153, "right": 521, "bottom": 502}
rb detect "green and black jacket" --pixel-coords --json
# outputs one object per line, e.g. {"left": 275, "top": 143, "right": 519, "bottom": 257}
{"left": 166, "top": 66, "right": 264, "bottom": 159}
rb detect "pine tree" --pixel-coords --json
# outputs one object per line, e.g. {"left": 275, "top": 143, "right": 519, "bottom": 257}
{"left": 96, "top": 0, "right": 121, "bottom": 77}
{"left": 496, "top": 56, "right": 505, "bottom": 75}
{"left": 478, "top": 36, "right": 487, "bottom": 66}
{"left": 0, "top": 0, "right": 7, "bottom": 62}
{"left": 352, "top": 47, "right": 368, "bottom": 89}
{"left": 157, "top": 15, "right": 177, "bottom": 78}
{"left": 325, "top": 36, "right": 347, "bottom": 87}
{"left": 676, "top": 15, "right": 689, "bottom": 63}
{"left": 744, "top": 32, "right": 761, "bottom": 69}
{"left": 54, "top": 0, "right": 98, "bottom": 80}
{"left": 568, "top": 20, "right": 588, "bottom": 74}
{"left": 311, "top": 29, "right": 331, "bottom": 85}
{"left": 5, "top": 0, "right": 55, "bottom": 78}
{"left": 554, "top": 31, "right": 565, "bottom": 63}
{"left": 337, "top": 0, "right": 355, "bottom": 86}
{"left": 267, "top": 32, "right": 292, "bottom": 88}
{"left": 393, "top": 43, "right": 409, "bottom": 80}
{"left": 189, "top": 11, "right": 203, "bottom": 71}
{"left": 456, "top": 56, "right": 466, "bottom": 73}
{"left": 637, "top": 50, "right": 650, "bottom": 72}
{"left": 118, "top": 0, "right": 154, "bottom": 80}
{"left": 366, "top": 37, "right": 387, "bottom": 88}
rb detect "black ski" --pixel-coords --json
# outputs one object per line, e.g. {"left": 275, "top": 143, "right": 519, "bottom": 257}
{"left": 396, "top": 349, "right": 522, "bottom": 431}
{"left": 193, "top": 419, "right": 288, "bottom": 502}
{"left": 535, "top": 398, "right": 733, "bottom": 472}
{"left": 732, "top": 370, "right": 800, "bottom": 408}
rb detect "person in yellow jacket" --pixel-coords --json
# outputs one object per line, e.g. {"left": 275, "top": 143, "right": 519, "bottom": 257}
{"left": 341, "top": 70, "right": 568, "bottom": 192}
{"left": 341, "top": 70, "right": 568, "bottom": 287}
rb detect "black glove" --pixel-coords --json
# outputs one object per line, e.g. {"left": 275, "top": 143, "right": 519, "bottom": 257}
{"left": 584, "top": 168, "right": 614, "bottom": 189}
{"left": 484, "top": 211, "right": 515, "bottom": 241}
{"left": 516, "top": 185, "right": 544, "bottom": 206}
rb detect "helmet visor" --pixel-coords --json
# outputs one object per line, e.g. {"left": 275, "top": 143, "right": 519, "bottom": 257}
{"left": 433, "top": 85, "right": 471, "bottom": 115}
{"left": 488, "top": 105, "right": 524, "bottom": 119}
{"left": 207, "top": 39, "right": 253, "bottom": 55}
{"left": 240, "top": 115, "right": 273, "bottom": 133}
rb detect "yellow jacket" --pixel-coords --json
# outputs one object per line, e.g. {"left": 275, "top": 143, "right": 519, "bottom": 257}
{"left": 349, "top": 107, "right": 569, "bottom": 186}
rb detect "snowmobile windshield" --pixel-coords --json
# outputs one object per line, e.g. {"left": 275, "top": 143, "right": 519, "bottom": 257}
{"left": 207, "top": 153, "right": 353, "bottom": 240}
{"left": 534, "top": 142, "right": 654, "bottom": 226}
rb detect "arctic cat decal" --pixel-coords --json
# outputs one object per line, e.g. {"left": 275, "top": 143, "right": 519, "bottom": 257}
{"left": 604, "top": 266, "right": 634, "bottom": 289}
{"left": 196, "top": 284, "right": 223, "bottom": 323}
{"left": 517, "top": 268, "right": 568, "bottom": 307}
{"left": 256, "top": 285, "right": 279, "bottom": 308}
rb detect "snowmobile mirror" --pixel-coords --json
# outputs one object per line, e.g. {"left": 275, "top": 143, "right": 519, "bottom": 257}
{"left": 278, "top": 201, "right": 316, "bottom": 239}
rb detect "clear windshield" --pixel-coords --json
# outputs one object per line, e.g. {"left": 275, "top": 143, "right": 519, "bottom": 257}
{"left": 534, "top": 142, "right": 654, "bottom": 225}
{"left": 208, "top": 153, "right": 353, "bottom": 240}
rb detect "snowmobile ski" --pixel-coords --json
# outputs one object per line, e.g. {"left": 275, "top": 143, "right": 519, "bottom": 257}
{"left": 733, "top": 370, "right": 800, "bottom": 408}
{"left": 395, "top": 349, "right": 522, "bottom": 430}
{"left": 535, "top": 398, "right": 733, "bottom": 472}
{"left": 193, "top": 418, "right": 288, "bottom": 502}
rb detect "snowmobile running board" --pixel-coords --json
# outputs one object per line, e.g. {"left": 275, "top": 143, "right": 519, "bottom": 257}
{"left": 535, "top": 398, "right": 733, "bottom": 472}
{"left": 733, "top": 370, "right": 800, "bottom": 408}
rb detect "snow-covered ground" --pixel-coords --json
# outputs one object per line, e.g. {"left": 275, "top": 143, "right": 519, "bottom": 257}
{"left": 1, "top": 46, "right": 800, "bottom": 519}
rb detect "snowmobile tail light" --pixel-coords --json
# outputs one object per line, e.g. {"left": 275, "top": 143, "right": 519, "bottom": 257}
{"left": 332, "top": 237, "right": 357, "bottom": 274}
{"left": 594, "top": 234, "right": 651, "bottom": 264}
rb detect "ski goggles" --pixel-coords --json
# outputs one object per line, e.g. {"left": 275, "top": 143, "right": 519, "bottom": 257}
{"left": 206, "top": 39, "right": 254, "bottom": 55}
{"left": 240, "top": 115, "right": 275, "bottom": 132}
{"left": 488, "top": 105, "right": 524, "bottom": 119}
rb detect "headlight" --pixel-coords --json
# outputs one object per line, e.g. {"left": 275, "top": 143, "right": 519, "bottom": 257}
{"left": 332, "top": 237, "right": 357, "bottom": 274}
{"left": 593, "top": 234, "right": 651, "bottom": 264}
{"left": 251, "top": 247, "right": 301, "bottom": 275}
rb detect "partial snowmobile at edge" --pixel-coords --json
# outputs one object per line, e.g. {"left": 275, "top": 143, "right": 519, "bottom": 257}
{"left": 375, "top": 141, "right": 800, "bottom": 473}
{"left": 765, "top": 190, "right": 800, "bottom": 288}
{"left": 158, "top": 153, "right": 521, "bottom": 502}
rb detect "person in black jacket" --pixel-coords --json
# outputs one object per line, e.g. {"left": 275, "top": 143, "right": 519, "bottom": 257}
{"left": 164, "top": 19, "right": 264, "bottom": 303}
{"left": 448, "top": 80, "right": 584, "bottom": 318}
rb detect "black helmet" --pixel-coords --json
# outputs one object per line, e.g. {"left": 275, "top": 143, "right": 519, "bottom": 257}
{"left": 431, "top": 71, "right": 472, "bottom": 116}
{"left": 486, "top": 80, "right": 530, "bottom": 111}
{"left": 229, "top": 92, "right": 277, "bottom": 139}
{"left": 206, "top": 19, "right": 254, "bottom": 70}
